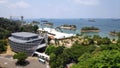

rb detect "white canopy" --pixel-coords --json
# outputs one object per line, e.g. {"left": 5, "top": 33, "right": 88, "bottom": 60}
{"left": 38, "top": 27, "right": 75, "bottom": 39}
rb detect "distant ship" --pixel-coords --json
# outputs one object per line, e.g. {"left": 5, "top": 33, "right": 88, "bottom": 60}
{"left": 88, "top": 19, "right": 96, "bottom": 22}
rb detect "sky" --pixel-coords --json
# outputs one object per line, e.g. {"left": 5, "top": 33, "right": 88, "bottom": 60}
{"left": 0, "top": 0, "right": 120, "bottom": 19}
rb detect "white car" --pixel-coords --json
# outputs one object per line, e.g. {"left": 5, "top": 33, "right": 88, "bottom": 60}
{"left": 38, "top": 58, "right": 45, "bottom": 64}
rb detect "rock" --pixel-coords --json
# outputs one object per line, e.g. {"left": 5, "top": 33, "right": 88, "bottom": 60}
{"left": 50, "top": 40, "right": 55, "bottom": 44}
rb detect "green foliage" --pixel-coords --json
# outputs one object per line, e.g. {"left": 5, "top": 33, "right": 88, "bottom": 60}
{"left": 71, "top": 43, "right": 120, "bottom": 68}
{"left": 32, "top": 25, "right": 39, "bottom": 33}
{"left": 72, "top": 53, "right": 92, "bottom": 68}
{"left": 0, "top": 17, "right": 39, "bottom": 53}
{"left": 93, "top": 50, "right": 120, "bottom": 68}
{"left": 93, "top": 35, "right": 101, "bottom": 41}
{"left": 13, "top": 52, "right": 27, "bottom": 62}
{"left": 49, "top": 53, "right": 59, "bottom": 68}
{"left": 117, "top": 38, "right": 120, "bottom": 43}
{"left": 0, "top": 40, "right": 7, "bottom": 53}
{"left": 45, "top": 45, "right": 65, "bottom": 56}
{"left": 48, "top": 46, "right": 66, "bottom": 68}
{"left": 0, "top": 28, "right": 11, "bottom": 39}
{"left": 47, "top": 43, "right": 96, "bottom": 68}
{"left": 81, "top": 26, "right": 99, "bottom": 30}
{"left": 0, "top": 18, "right": 20, "bottom": 32}
{"left": 20, "top": 24, "right": 39, "bottom": 32}
{"left": 46, "top": 35, "right": 120, "bottom": 68}
{"left": 0, "top": 17, "right": 39, "bottom": 39}
{"left": 0, "top": 18, "right": 20, "bottom": 39}
{"left": 78, "top": 53, "right": 91, "bottom": 62}
{"left": 45, "top": 45, "right": 56, "bottom": 55}
{"left": 102, "top": 37, "right": 111, "bottom": 44}
{"left": 54, "top": 46, "right": 65, "bottom": 56}
{"left": 72, "top": 50, "right": 120, "bottom": 68}
{"left": 100, "top": 43, "right": 120, "bottom": 51}
{"left": 93, "top": 35, "right": 111, "bottom": 45}
{"left": 61, "top": 24, "right": 76, "bottom": 28}
{"left": 118, "top": 32, "right": 120, "bottom": 38}
{"left": 68, "top": 44, "right": 89, "bottom": 62}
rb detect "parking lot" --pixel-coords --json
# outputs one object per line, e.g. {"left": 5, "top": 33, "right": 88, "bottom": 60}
{"left": 0, "top": 55, "right": 48, "bottom": 68}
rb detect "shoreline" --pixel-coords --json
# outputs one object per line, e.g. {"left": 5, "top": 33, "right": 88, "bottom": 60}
{"left": 109, "top": 32, "right": 118, "bottom": 36}
{"left": 60, "top": 26, "right": 76, "bottom": 30}
{"left": 81, "top": 30, "right": 100, "bottom": 32}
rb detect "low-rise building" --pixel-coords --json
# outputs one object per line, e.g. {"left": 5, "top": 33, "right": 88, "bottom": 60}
{"left": 8, "top": 32, "right": 47, "bottom": 56}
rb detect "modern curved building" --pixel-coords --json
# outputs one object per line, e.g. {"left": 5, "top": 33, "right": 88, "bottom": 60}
{"left": 8, "top": 32, "right": 47, "bottom": 56}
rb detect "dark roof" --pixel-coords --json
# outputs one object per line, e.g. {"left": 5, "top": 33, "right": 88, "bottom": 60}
{"left": 12, "top": 32, "right": 38, "bottom": 38}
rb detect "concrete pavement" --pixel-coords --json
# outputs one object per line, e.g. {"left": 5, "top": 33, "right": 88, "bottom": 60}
{"left": 0, "top": 56, "right": 48, "bottom": 68}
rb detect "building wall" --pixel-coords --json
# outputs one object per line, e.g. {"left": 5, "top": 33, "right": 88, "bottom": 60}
{"left": 8, "top": 39, "right": 40, "bottom": 56}
{"left": 8, "top": 32, "right": 48, "bottom": 56}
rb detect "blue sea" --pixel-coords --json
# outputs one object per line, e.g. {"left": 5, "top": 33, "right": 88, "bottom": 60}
{"left": 25, "top": 18, "right": 120, "bottom": 39}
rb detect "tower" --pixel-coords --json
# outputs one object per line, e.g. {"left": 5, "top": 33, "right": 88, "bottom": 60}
{"left": 21, "top": 16, "right": 24, "bottom": 21}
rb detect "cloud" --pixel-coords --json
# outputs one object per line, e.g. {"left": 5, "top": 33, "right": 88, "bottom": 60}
{"left": 72, "top": 0, "right": 99, "bottom": 5}
{"left": 0, "top": 0, "right": 7, "bottom": 4}
{"left": 0, "top": 0, "right": 30, "bottom": 8}
{"left": 9, "top": 1, "right": 30, "bottom": 8}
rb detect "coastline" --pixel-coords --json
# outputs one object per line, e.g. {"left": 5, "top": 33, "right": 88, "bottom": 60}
{"left": 109, "top": 32, "right": 118, "bottom": 36}
{"left": 81, "top": 30, "right": 100, "bottom": 33}
{"left": 30, "top": 19, "right": 120, "bottom": 38}
{"left": 60, "top": 26, "right": 76, "bottom": 30}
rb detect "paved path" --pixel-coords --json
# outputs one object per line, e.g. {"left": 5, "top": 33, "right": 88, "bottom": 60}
{"left": 0, "top": 56, "right": 48, "bottom": 68}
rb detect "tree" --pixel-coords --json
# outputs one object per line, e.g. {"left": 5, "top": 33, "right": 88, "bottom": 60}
{"left": 19, "top": 26, "right": 24, "bottom": 31}
{"left": 117, "top": 38, "right": 120, "bottom": 43}
{"left": 0, "top": 40, "right": 7, "bottom": 53}
{"left": 117, "top": 32, "right": 120, "bottom": 38}
{"left": 32, "top": 25, "right": 39, "bottom": 33}
{"left": 71, "top": 42, "right": 120, "bottom": 68}
{"left": 49, "top": 53, "right": 57, "bottom": 68}
{"left": 45, "top": 45, "right": 56, "bottom": 55}
{"left": 13, "top": 52, "right": 27, "bottom": 65}
{"left": 72, "top": 50, "right": 120, "bottom": 68}
{"left": 54, "top": 46, "right": 65, "bottom": 56}
{"left": 91, "top": 50, "right": 120, "bottom": 68}
{"left": 102, "top": 37, "right": 111, "bottom": 44}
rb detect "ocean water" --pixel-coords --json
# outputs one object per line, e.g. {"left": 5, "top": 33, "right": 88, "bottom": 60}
{"left": 25, "top": 19, "right": 120, "bottom": 39}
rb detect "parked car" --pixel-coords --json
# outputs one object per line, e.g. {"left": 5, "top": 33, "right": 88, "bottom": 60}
{"left": 38, "top": 58, "right": 45, "bottom": 64}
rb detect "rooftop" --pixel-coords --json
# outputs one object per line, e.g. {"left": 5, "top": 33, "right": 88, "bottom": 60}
{"left": 12, "top": 32, "right": 38, "bottom": 38}
{"left": 9, "top": 36, "right": 43, "bottom": 43}
{"left": 38, "top": 27, "right": 75, "bottom": 39}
